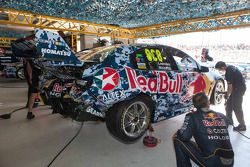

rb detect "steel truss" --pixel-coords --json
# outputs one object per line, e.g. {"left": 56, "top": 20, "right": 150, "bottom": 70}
{"left": 0, "top": 8, "right": 133, "bottom": 39}
{"left": 131, "top": 9, "right": 250, "bottom": 38}
{"left": 0, "top": 8, "right": 250, "bottom": 39}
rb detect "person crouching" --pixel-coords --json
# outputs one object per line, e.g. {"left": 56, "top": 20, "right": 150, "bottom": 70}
{"left": 173, "top": 92, "right": 234, "bottom": 167}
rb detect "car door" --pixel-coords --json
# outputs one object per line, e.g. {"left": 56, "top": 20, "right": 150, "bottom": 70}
{"left": 130, "top": 46, "right": 184, "bottom": 122}
{"left": 128, "top": 46, "right": 160, "bottom": 93}
{"left": 168, "top": 47, "right": 207, "bottom": 110}
{"left": 152, "top": 47, "right": 187, "bottom": 121}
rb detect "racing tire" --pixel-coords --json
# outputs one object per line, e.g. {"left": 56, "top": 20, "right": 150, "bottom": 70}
{"left": 210, "top": 80, "right": 224, "bottom": 105}
{"left": 106, "top": 96, "right": 152, "bottom": 143}
{"left": 16, "top": 67, "right": 25, "bottom": 80}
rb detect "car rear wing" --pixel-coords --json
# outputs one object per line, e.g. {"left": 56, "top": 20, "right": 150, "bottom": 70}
{"left": 11, "top": 29, "right": 82, "bottom": 66}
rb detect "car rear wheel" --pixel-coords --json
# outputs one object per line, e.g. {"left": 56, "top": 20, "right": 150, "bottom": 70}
{"left": 106, "top": 96, "right": 152, "bottom": 143}
{"left": 211, "top": 80, "right": 224, "bottom": 105}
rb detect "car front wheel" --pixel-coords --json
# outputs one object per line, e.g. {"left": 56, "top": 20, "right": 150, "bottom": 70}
{"left": 211, "top": 80, "right": 225, "bottom": 105}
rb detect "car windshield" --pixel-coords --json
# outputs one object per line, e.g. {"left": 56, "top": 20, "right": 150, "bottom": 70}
{"left": 76, "top": 46, "right": 117, "bottom": 63}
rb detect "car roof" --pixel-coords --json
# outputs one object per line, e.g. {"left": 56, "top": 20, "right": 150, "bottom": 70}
{"left": 76, "top": 44, "right": 186, "bottom": 62}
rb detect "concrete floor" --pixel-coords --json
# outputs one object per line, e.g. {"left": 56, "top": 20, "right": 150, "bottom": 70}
{"left": 0, "top": 78, "right": 250, "bottom": 167}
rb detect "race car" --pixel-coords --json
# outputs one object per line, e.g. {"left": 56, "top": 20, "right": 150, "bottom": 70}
{"left": 11, "top": 29, "right": 225, "bottom": 143}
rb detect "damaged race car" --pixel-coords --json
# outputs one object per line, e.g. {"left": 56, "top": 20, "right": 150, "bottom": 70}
{"left": 11, "top": 29, "right": 225, "bottom": 143}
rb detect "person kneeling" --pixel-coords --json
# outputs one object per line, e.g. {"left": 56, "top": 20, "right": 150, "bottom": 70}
{"left": 173, "top": 92, "right": 234, "bottom": 167}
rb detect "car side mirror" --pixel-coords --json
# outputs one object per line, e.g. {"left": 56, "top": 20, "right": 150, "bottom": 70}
{"left": 200, "top": 66, "right": 209, "bottom": 72}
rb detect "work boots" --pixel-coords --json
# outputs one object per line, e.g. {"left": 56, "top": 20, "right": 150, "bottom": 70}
{"left": 26, "top": 112, "right": 35, "bottom": 120}
{"left": 233, "top": 124, "right": 246, "bottom": 131}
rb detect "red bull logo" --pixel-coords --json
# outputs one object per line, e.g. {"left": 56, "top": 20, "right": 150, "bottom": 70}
{"left": 52, "top": 83, "right": 63, "bottom": 93}
{"left": 52, "top": 82, "right": 71, "bottom": 93}
{"left": 202, "top": 113, "right": 226, "bottom": 127}
{"left": 180, "top": 73, "right": 207, "bottom": 102}
{"left": 204, "top": 113, "right": 220, "bottom": 120}
{"left": 202, "top": 120, "right": 226, "bottom": 127}
{"left": 188, "top": 74, "right": 206, "bottom": 95}
{"left": 125, "top": 66, "right": 182, "bottom": 94}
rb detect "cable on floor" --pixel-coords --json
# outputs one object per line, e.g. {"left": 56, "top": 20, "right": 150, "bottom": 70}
{"left": 0, "top": 106, "right": 26, "bottom": 119}
{"left": 233, "top": 125, "right": 250, "bottom": 140}
{"left": 47, "top": 122, "right": 84, "bottom": 167}
{"left": 0, "top": 105, "right": 48, "bottom": 119}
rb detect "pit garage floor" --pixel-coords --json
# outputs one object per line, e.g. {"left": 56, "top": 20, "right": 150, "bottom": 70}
{"left": 0, "top": 78, "right": 250, "bottom": 167}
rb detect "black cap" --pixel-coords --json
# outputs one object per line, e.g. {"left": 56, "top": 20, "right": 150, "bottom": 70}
{"left": 215, "top": 61, "right": 226, "bottom": 69}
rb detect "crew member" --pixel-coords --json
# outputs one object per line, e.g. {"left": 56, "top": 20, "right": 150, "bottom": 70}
{"left": 24, "top": 59, "right": 41, "bottom": 120}
{"left": 173, "top": 92, "right": 234, "bottom": 167}
{"left": 201, "top": 48, "right": 213, "bottom": 62}
{"left": 215, "top": 61, "right": 246, "bottom": 131}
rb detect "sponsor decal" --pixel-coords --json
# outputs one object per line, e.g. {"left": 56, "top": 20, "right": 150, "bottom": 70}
{"left": 50, "top": 83, "right": 71, "bottom": 98}
{"left": 37, "top": 38, "right": 51, "bottom": 44}
{"left": 125, "top": 66, "right": 182, "bottom": 94}
{"left": 144, "top": 48, "right": 163, "bottom": 62}
{"left": 208, "top": 135, "right": 230, "bottom": 140}
{"left": 49, "top": 91, "right": 62, "bottom": 98}
{"left": 202, "top": 113, "right": 227, "bottom": 127}
{"left": 52, "top": 83, "right": 63, "bottom": 93}
{"left": 180, "top": 74, "right": 207, "bottom": 102}
{"left": 188, "top": 74, "right": 206, "bottom": 94}
{"left": 50, "top": 83, "right": 63, "bottom": 97}
{"left": 136, "top": 54, "right": 146, "bottom": 69}
{"left": 136, "top": 53, "right": 144, "bottom": 62}
{"left": 212, "top": 128, "right": 228, "bottom": 134}
{"left": 41, "top": 48, "right": 70, "bottom": 56}
{"left": 137, "top": 63, "right": 147, "bottom": 69}
{"left": 159, "top": 62, "right": 170, "bottom": 66}
{"left": 55, "top": 41, "right": 65, "bottom": 46}
{"left": 99, "top": 90, "right": 126, "bottom": 102}
{"left": 207, "top": 128, "right": 228, "bottom": 134}
{"left": 94, "top": 67, "right": 120, "bottom": 91}
{"left": 203, "top": 113, "right": 221, "bottom": 120}
{"left": 37, "top": 35, "right": 65, "bottom": 46}
{"left": 202, "top": 120, "right": 226, "bottom": 127}
{"left": 86, "top": 106, "right": 103, "bottom": 117}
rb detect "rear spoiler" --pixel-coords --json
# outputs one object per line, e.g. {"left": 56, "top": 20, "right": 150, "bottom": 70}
{"left": 11, "top": 34, "right": 36, "bottom": 58}
{"left": 11, "top": 29, "right": 82, "bottom": 66}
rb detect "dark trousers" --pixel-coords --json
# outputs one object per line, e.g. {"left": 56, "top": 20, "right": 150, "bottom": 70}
{"left": 173, "top": 137, "right": 234, "bottom": 167}
{"left": 226, "top": 90, "right": 245, "bottom": 125}
{"left": 26, "top": 84, "right": 32, "bottom": 107}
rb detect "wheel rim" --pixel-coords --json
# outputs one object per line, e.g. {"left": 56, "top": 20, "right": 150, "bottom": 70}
{"left": 122, "top": 101, "right": 150, "bottom": 138}
{"left": 214, "top": 81, "right": 224, "bottom": 104}
{"left": 17, "top": 69, "right": 25, "bottom": 79}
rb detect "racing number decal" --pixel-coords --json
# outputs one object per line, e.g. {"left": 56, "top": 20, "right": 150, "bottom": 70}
{"left": 145, "top": 49, "right": 163, "bottom": 62}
